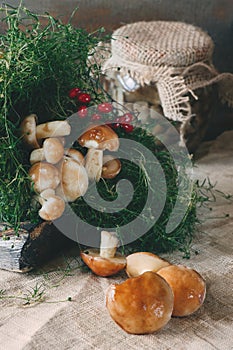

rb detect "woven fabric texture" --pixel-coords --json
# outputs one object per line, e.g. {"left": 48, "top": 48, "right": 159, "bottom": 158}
{"left": 0, "top": 131, "right": 233, "bottom": 349}
{"left": 101, "top": 21, "right": 233, "bottom": 122}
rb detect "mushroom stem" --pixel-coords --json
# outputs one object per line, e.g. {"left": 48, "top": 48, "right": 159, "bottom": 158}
{"left": 100, "top": 231, "right": 119, "bottom": 259}
{"left": 36, "top": 120, "right": 71, "bottom": 139}
{"left": 85, "top": 148, "right": 103, "bottom": 182}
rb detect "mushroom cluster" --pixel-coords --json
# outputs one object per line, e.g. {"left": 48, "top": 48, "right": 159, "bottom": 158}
{"left": 21, "top": 115, "right": 122, "bottom": 221}
{"left": 80, "top": 241, "right": 206, "bottom": 335}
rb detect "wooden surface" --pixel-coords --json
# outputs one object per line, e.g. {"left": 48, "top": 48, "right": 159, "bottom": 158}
{"left": 0, "top": 222, "right": 72, "bottom": 272}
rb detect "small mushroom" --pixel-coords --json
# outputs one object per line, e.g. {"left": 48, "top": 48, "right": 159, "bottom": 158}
{"left": 30, "top": 137, "right": 64, "bottom": 164}
{"left": 101, "top": 155, "right": 121, "bottom": 179}
{"left": 29, "top": 162, "right": 60, "bottom": 193}
{"left": 78, "top": 125, "right": 120, "bottom": 182}
{"left": 157, "top": 265, "right": 206, "bottom": 317}
{"left": 78, "top": 124, "right": 119, "bottom": 151}
{"left": 20, "top": 114, "right": 40, "bottom": 149}
{"left": 38, "top": 189, "right": 65, "bottom": 221}
{"left": 21, "top": 115, "right": 71, "bottom": 149}
{"left": 64, "top": 148, "right": 85, "bottom": 165}
{"left": 106, "top": 271, "right": 174, "bottom": 334}
{"left": 126, "top": 252, "right": 170, "bottom": 278}
{"left": 80, "top": 230, "right": 126, "bottom": 277}
{"left": 56, "top": 156, "right": 88, "bottom": 202}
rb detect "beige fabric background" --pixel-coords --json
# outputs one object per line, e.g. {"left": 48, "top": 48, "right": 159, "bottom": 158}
{"left": 0, "top": 131, "right": 233, "bottom": 350}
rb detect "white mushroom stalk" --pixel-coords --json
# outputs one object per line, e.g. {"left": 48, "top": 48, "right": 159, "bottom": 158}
{"left": 100, "top": 230, "right": 119, "bottom": 259}
{"left": 85, "top": 149, "right": 103, "bottom": 182}
{"left": 36, "top": 120, "right": 71, "bottom": 139}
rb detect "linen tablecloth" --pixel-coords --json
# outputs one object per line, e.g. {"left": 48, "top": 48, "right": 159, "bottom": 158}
{"left": 0, "top": 131, "right": 233, "bottom": 350}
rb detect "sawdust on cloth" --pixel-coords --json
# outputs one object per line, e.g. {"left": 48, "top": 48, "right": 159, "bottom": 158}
{"left": 0, "top": 131, "right": 233, "bottom": 350}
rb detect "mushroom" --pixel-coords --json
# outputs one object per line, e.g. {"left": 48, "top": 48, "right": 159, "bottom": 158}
{"left": 56, "top": 156, "right": 88, "bottom": 202}
{"left": 101, "top": 155, "right": 121, "bottom": 179}
{"left": 30, "top": 137, "right": 64, "bottom": 164}
{"left": 106, "top": 271, "right": 174, "bottom": 334}
{"left": 64, "top": 148, "right": 85, "bottom": 165}
{"left": 38, "top": 189, "right": 65, "bottom": 221}
{"left": 20, "top": 114, "right": 40, "bottom": 149}
{"left": 29, "top": 162, "right": 60, "bottom": 193}
{"left": 78, "top": 125, "right": 119, "bottom": 182}
{"left": 126, "top": 252, "right": 171, "bottom": 278}
{"left": 85, "top": 148, "right": 103, "bottom": 181}
{"left": 21, "top": 115, "right": 71, "bottom": 149}
{"left": 36, "top": 120, "right": 71, "bottom": 139}
{"left": 80, "top": 230, "right": 126, "bottom": 277}
{"left": 157, "top": 265, "right": 206, "bottom": 317}
{"left": 78, "top": 124, "right": 119, "bottom": 151}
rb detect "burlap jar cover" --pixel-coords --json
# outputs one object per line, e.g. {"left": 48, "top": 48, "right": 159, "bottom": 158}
{"left": 100, "top": 21, "right": 233, "bottom": 123}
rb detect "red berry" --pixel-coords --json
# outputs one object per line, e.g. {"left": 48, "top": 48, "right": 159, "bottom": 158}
{"left": 120, "top": 113, "right": 134, "bottom": 123}
{"left": 78, "top": 105, "right": 88, "bottom": 118}
{"left": 97, "top": 103, "right": 113, "bottom": 114}
{"left": 122, "top": 123, "right": 134, "bottom": 133}
{"left": 91, "top": 113, "right": 102, "bottom": 121}
{"left": 111, "top": 122, "right": 121, "bottom": 129}
{"left": 77, "top": 93, "right": 92, "bottom": 104}
{"left": 69, "top": 87, "right": 81, "bottom": 99}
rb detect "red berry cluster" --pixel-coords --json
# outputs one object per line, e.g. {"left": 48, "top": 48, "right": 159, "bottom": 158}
{"left": 69, "top": 87, "right": 91, "bottom": 118}
{"left": 68, "top": 88, "right": 134, "bottom": 133}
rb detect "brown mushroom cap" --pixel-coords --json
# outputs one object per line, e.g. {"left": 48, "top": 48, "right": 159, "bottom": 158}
{"left": 29, "top": 162, "right": 60, "bottom": 193}
{"left": 57, "top": 157, "right": 88, "bottom": 202}
{"left": 80, "top": 249, "right": 126, "bottom": 277}
{"left": 43, "top": 137, "right": 64, "bottom": 164}
{"left": 106, "top": 271, "right": 174, "bottom": 334}
{"left": 101, "top": 155, "right": 121, "bottom": 179}
{"left": 78, "top": 124, "right": 119, "bottom": 151}
{"left": 126, "top": 252, "right": 170, "bottom": 278}
{"left": 157, "top": 265, "right": 206, "bottom": 317}
{"left": 38, "top": 189, "right": 65, "bottom": 221}
{"left": 30, "top": 138, "right": 65, "bottom": 164}
{"left": 20, "top": 114, "right": 40, "bottom": 149}
{"left": 30, "top": 148, "right": 45, "bottom": 164}
{"left": 64, "top": 148, "right": 85, "bottom": 165}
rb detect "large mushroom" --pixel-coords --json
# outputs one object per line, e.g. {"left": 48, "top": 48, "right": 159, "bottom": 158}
{"left": 106, "top": 271, "right": 174, "bottom": 334}
{"left": 29, "top": 162, "right": 60, "bottom": 193}
{"left": 21, "top": 114, "right": 71, "bottom": 149}
{"left": 78, "top": 125, "right": 119, "bottom": 182}
{"left": 56, "top": 156, "right": 88, "bottom": 202}
{"left": 157, "top": 264, "right": 206, "bottom": 317}
{"left": 80, "top": 230, "right": 126, "bottom": 277}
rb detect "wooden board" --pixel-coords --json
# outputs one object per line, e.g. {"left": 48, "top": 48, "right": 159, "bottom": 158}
{"left": 0, "top": 221, "right": 72, "bottom": 272}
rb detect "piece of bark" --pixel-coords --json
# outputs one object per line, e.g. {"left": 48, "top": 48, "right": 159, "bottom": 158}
{"left": 0, "top": 221, "right": 72, "bottom": 272}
